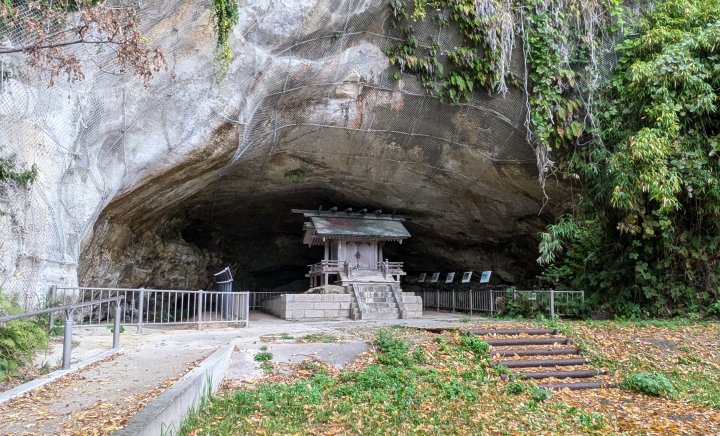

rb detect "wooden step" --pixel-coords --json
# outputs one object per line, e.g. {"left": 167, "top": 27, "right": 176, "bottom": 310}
{"left": 486, "top": 337, "right": 571, "bottom": 346}
{"left": 419, "top": 327, "right": 459, "bottom": 334}
{"left": 537, "top": 381, "right": 616, "bottom": 390}
{"left": 517, "top": 369, "right": 601, "bottom": 380}
{"left": 466, "top": 328, "right": 558, "bottom": 336}
{"left": 493, "top": 358, "right": 587, "bottom": 368}
{"left": 491, "top": 347, "right": 579, "bottom": 357}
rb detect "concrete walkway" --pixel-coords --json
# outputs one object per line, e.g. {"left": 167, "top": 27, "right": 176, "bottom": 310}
{"left": 0, "top": 311, "right": 490, "bottom": 434}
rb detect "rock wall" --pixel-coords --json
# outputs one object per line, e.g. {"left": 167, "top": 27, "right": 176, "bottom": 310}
{"left": 0, "top": 0, "right": 563, "bottom": 308}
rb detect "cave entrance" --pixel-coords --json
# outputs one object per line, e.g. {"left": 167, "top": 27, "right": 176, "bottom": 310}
{"left": 78, "top": 130, "right": 548, "bottom": 293}
{"left": 79, "top": 181, "right": 437, "bottom": 292}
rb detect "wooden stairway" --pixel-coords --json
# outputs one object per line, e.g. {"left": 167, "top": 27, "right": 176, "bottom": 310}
{"left": 423, "top": 327, "right": 615, "bottom": 390}
{"left": 483, "top": 328, "right": 615, "bottom": 390}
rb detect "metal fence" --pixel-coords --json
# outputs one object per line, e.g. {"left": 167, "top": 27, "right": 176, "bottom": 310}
{"left": 0, "top": 297, "right": 124, "bottom": 369}
{"left": 50, "top": 286, "right": 250, "bottom": 331}
{"left": 420, "top": 289, "right": 584, "bottom": 318}
{"left": 248, "top": 292, "right": 285, "bottom": 310}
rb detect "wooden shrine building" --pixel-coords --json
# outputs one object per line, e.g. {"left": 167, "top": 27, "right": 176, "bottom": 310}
{"left": 292, "top": 209, "right": 410, "bottom": 288}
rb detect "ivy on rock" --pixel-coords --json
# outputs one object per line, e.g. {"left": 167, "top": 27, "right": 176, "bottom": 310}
{"left": 385, "top": 0, "right": 619, "bottom": 183}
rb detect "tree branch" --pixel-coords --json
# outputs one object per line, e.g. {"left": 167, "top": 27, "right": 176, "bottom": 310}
{"left": 0, "top": 38, "right": 121, "bottom": 54}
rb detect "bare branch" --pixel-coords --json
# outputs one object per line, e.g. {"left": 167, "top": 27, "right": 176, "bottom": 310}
{"left": 0, "top": 0, "right": 166, "bottom": 84}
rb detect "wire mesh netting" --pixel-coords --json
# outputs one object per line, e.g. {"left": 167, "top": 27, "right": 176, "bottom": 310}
{"left": 0, "top": 0, "right": 622, "bottom": 308}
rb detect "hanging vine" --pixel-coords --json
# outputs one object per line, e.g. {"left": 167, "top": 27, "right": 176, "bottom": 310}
{"left": 385, "top": 0, "right": 620, "bottom": 186}
{"left": 211, "top": 0, "right": 240, "bottom": 76}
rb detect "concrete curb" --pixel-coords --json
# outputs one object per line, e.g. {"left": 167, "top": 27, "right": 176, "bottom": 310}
{"left": 0, "top": 348, "right": 121, "bottom": 406}
{"left": 115, "top": 344, "right": 234, "bottom": 436}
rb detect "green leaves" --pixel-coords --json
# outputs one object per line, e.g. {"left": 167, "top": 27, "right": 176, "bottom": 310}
{"left": 212, "top": 0, "right": 239, "bottom": 76}
{"left": 541, "top": 0, "right": 720, "bottom": 317}
{"left": 0, "top": 293, "right": 48, "bottom": 380}
{"left": 622, "top": 372, "right": 678, "bottom": 399}
{"left": 0, "top": 157, "right": 37, "bottom": 186}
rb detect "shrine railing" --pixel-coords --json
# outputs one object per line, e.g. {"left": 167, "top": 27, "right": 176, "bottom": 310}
{"left": 307, "top": 260, "right": 342, "bottom": 275}
{"left": 378, "top": 261, "right": 405, "bottom": 275}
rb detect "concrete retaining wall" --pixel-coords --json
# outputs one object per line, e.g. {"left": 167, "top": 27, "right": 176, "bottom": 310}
{"left": 115, "top": 344, "right": 233, "bottom": 436}
{"left": 261, "top": 294, "right": 352, "bottom": 320}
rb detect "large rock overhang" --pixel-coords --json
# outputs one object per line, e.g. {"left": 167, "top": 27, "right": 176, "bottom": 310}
{"left": 0, "top": 0, "right": 566, "bottom": 302}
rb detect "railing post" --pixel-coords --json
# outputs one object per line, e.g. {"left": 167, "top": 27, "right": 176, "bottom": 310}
{"left": 469, "top": 289, "right": 473, "bottom": 315}
{"left": 137, "top": 288, "right": 145, "bottom": 334}
{"left": 62, "top": 309, "right": 74, "bottom": 370}
{"left": 197, "top": 290, "right": 204, "bottom": 330}
{"left": 550, "top": 288, "right": 555, "bottom": 320}
{"left": 436, "top": 289, "right": 439, "bottom": 312}
{"left": 245, "top": 293, "right": 250, "bottom": 327}
{"left": 452, "top": 289, "right": 455, "bottom": 313}
{"left": 47, "top": 285, "right": 57, "bottom": 332}
{"left": 490, "top": 290, "right": 495, "bottom": 316}
{"left": 113, "top": 302, "right": 121, "bottom": 349}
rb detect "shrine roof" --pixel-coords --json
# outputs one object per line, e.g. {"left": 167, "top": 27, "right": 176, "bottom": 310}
{"left": 309, "top": 216, "right": 410, "bottom": 239}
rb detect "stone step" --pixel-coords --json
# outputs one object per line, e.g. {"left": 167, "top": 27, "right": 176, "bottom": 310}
{"left": 517, "top": 369, "right": 602, "bottom": 380}
{"left": 493, "top": 358, "right": 587, "bottom": 369}
{"left": 364, "top": 307, "right": 398, "bottom": 314}
{"left": 364, "top": 298, "right": 391, "bottom": 303}
{"left": 486, "top": 337, "right": 571, "bottom": 346}
{"left": 491, "top": 348, "right": 580, "bottom": 357}
{"left": 354, "top": 300, "right": 396, "bottom": 306}
{"left": 364, "top": 292, "right": 390, "bottom": 298}
{"left": 360, "top": 311, "right": 401, "bottom": 320}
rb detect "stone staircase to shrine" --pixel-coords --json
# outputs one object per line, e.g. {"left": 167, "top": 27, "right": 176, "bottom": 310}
{"left": 349, "top": 284, "right": 422, "bottom": 320}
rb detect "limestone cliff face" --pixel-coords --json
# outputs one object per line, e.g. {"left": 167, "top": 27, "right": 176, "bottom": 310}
{"left": 0, "top": 0, "right": 562, "bottom": 306}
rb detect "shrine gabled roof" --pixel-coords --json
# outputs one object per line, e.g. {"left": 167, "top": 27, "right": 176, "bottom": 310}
{"left": 309, "top": 216, "right": 410, "bottom": 239}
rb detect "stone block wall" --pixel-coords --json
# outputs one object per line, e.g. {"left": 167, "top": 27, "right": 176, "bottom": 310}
{"left": 401, "top": 292, "right": 423, "bottom": 318}
{"left": 261, "top": 294, "right": 352, "bottom": 320}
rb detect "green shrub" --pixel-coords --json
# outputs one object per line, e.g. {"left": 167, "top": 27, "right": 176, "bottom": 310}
{"left": 254, "top": 345, "right": 273, "bottom": 362}
{"left": 0, "top": 293, "right": 48, "bottom": 379}
{"left": 504, "top": 380, "right": 528, "bottom": 395}
{"left": 459, "top": 335, "right": 489, "bottom": 358}
{"left": 531, "top": 387, "right": 552, "bottom": 402}
{"left": 622, "top": 373, "right": 677, "bottom": 398}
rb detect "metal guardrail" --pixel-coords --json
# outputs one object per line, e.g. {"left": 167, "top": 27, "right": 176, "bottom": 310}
{"left": 420, "top": 289, "right": 584, "bottom": 319}
{"left": 0, "top": 297, "right": 124, "bottom": 370}
{"left": 50, "top": 287, "right": 250, "bottom": 332}
{"left": 248, "top": 292, "right": 285, "bottom": 310}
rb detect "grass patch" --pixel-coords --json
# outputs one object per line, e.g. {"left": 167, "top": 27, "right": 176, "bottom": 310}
{"left": 180, "top": 328, "right": 607, "bottom": 435}
{"left": 297, "top": 333, "right": 338, "bottom": 343}
{"left": 622, "top": 372, "right": 677, "bottom": 399}
{"left": 665, "top": 370, "right": 720, "bottom": 408}
{"left": 555, "top": 318, "right": 720, "bottom": 409}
